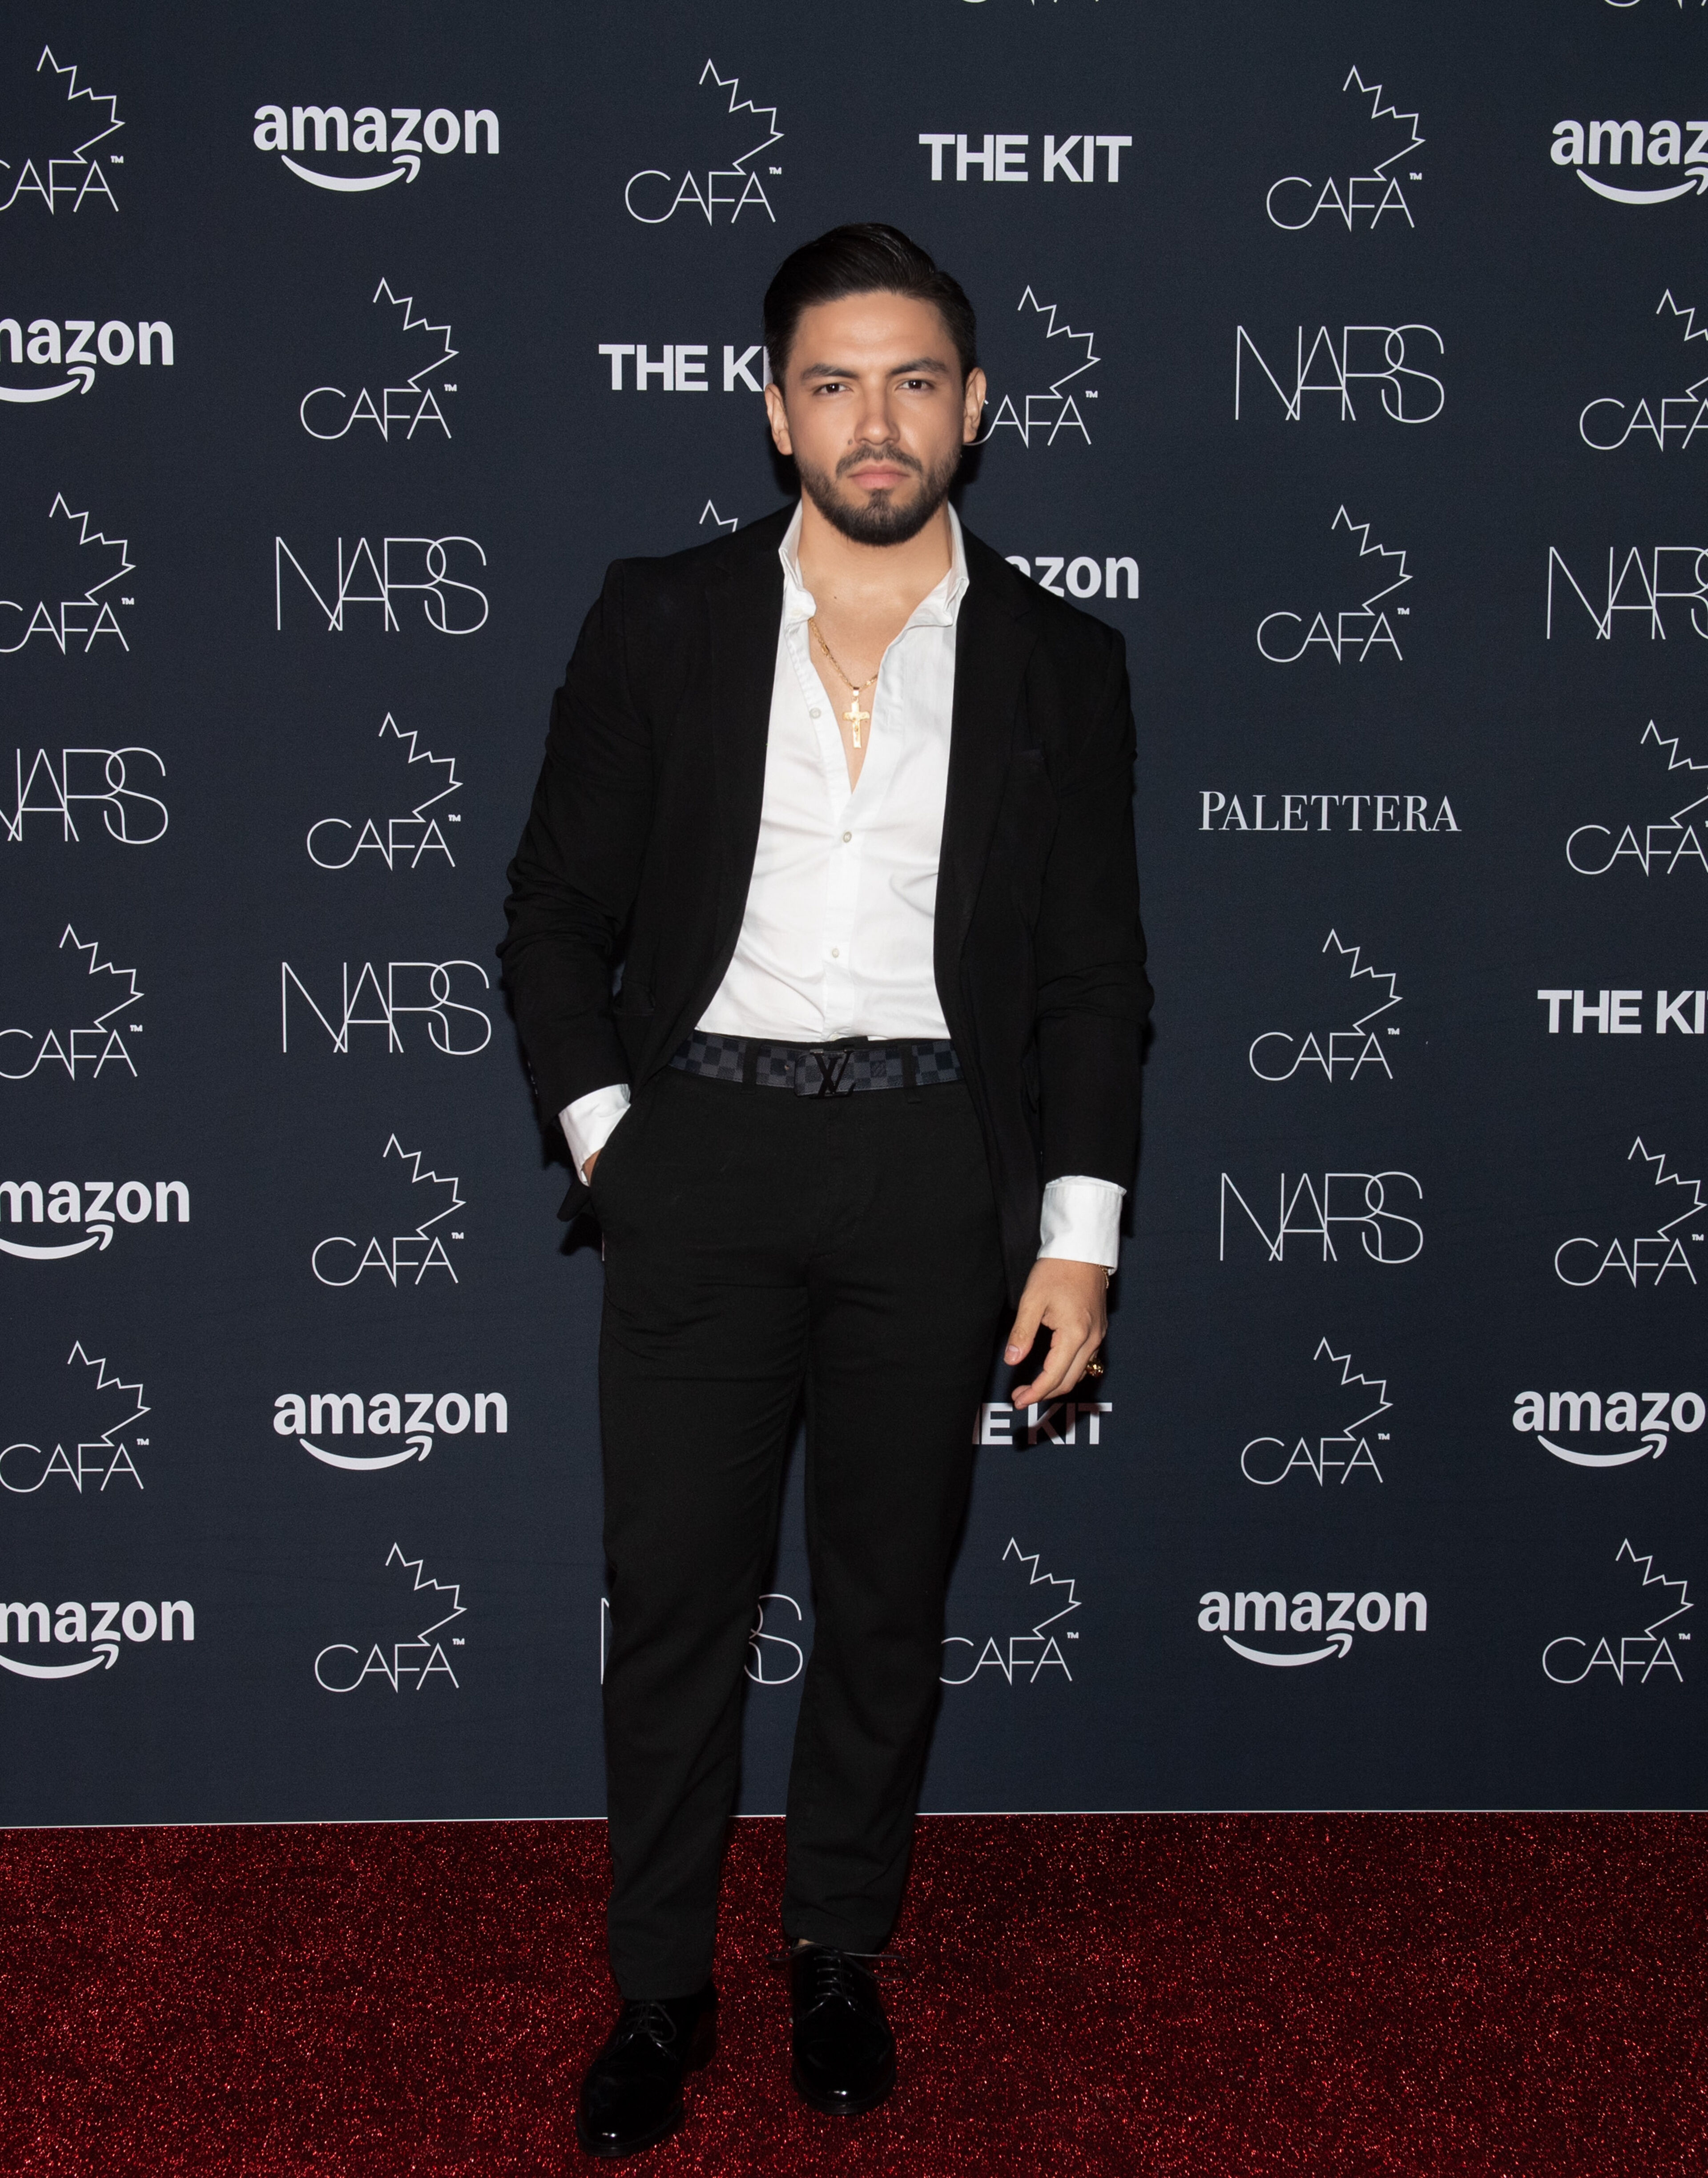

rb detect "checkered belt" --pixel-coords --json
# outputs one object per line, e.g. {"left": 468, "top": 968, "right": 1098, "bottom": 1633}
{"left": 669, "top": 1032, "right": 963, "bottom": 1096}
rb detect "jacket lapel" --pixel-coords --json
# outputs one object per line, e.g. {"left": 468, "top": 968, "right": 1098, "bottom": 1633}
{"left": 935, "top": 535, "right": 1040, "bottom": 1009}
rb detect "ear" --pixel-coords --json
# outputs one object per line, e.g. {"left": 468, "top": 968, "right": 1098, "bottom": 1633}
{"left": 962, "top": 366, "right": 987, "bottom": 445}
{"left": 764, "top": 381, "right": 794, "bottom": 458}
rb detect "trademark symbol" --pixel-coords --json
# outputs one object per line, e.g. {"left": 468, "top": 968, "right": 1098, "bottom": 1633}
{"left": 1387, "top": 1027, "right": 1400, "bottom": 1035}
{"left": 1695, "top": 1234, "right": 1704, "bottom": 1243}
{"left": 110, "top": 155, "right": 124, "bottom": 165}
{"left": 769, "top": 166, "right": 782, "bottom": 175}
{"left": 1085, "top": 389, "right": 1098, "bottom": 399}
{"left": 1066, "top": 1631, "right": 1079, "bottom": 1638}
{"left": 1680, "top": 1631, "right": 1692, "bottom": 1641}
{"left": 451, "top": 1231, "right": 465, "bottom": 1241}
{"left": 1397, "top": 607, "right": 1410, "bottom": 615}
{"left": 136, "top": 1438, "right": 149, "bottom": 1447}
{"left": 1409, "top": 171, "right": 1421, "bottom": 181}
{"left": 129, "top": 1024, "right": 142, "bottom": 1033}
{"left": 1378, "top": 1433, "right": 1390, "bottom": 1442}
{"left": 448, "top": 812, "right": 461, "bottom": 822}
{"left": 120, "top": 597, "right": 134, "bottom": 607}
{"left": 443, "top": 383, "right": 457, "bottom": 392}
{"left": 453, "top": 1638, "right": 465, "bottom": 1646}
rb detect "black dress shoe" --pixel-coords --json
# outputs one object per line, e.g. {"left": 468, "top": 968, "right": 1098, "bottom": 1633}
{"left": 789, "top": 1946, "right": 896, "bottom": 2115}
{"left": 575, "top": 1983, "right": 717, "bottom": 2159}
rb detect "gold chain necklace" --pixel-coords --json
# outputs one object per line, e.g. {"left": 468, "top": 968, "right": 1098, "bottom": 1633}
{"left": 810, "top": 620, "right": 875, "bottom": 749}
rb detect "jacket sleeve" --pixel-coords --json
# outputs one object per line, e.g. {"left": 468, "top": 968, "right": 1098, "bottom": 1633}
{"left": 500, "top": 561, "right": 657, "bottom": 1135}
{"left": 1034, "top": 627, "right": 1152, "bottom": 1190}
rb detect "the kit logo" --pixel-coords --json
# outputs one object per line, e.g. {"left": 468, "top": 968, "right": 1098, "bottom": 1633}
{"left": 973, "top": 1396, "right": 1113, "bottom": 1448}
{"left": 1257, "top": 507, "right": 1410, "bottom": 663}
{"left": 2, "top": 1339, "right": 148, "bottom": 1496}
{"left": 1580, "top": 290, "right": 1708, "bottom": 451}
{"left": 1267, "top": 66, "right": 1422, "bottom": 230}
{"left": 1199, "top": 1585, "right": 1426, "bottom": 1667}
{"left": 1250, "top": 930, "right": 1402, "bottom": 1082}
{"left": 1567, "top": 719, "right": 1707, "bottom": 878}
{"left": 1, "top": 925, "right": 143, "bottom": 1082}
{"left": 281, "top": 957, "right": 491, "bottom": 1056}
{"left": 274, "top": 1389, "right": 507, "bottom": 1471}
{"left": 626, "top": 60, "right": 780, "bottom": 224}
{"left": 307, "top": 712, "right": 461, "bottom": 871}
{"left": 274, "top": 532, "right": 487, "bottom": 635}
{"left": 300, "top": 279, "right": 456, "bottom": 442}
{"left": 1543, "top": 1541, "right": 1689, "bottom": 1685}
{"left": 2, "top": 746, "right": 166, "bottom": 847}
{"left": 1513, "top": 1387, "right": 1703, "bottom": 1467}
{"left": 1200, "top": 790, "right": 1460, "bottom": 835}
{"left": 253, "top": 102, "right": 498, "bottom": 192}
{"left": 1241, "top": 1339, "right": 1392, "bottom": 1486}
{"left": 943, "top": 1540, "right": 1080, "bottom": 1685}
{"left": 1551, "top": 118, "right": 1708, "bottom": 206}
{"left": 598, "top": 340, "right": 768, "bottom": 394}
{"left": 977, "top": 286, "right": 1097, "bottom": 448}
{"left": 1547, "top": 544, "right": 1708, "bottom": 639}
{"left": 314, "top": 1544, "right": 464, "bottom": 1691}
{"left": 918, "top": 131, "right": 1130, "bottom": 186}
{"left": 0, "top": 1178, "right": 188, "bottom": 1262}
{"left": 1220, "top": 1170, "right": 1424, "bottom": 1265}
{"left": 1, "top": 494, "right": 133, "bottom": 654}
{"left": 312, "top": 1133, "right": 463, "bottom": 1288}
{"left": 0, "top": 317, "right": 171, "bottom": 405}
{"left": 1536, "top": 987, "right": 1705, "bottom": 1037}
{"left": 2, "top": 47, "right": 122, "bottom": 214}
{"left": 1554, "top": 1135, "right": 1703, "bottom": 1287}
{"left": 0, "top": 1596, "right": 192, "bottom": 1678}
{"left": 1236, "top": 322, "right": 1444, "bottom": 423}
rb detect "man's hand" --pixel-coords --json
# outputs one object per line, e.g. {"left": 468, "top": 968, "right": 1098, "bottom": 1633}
{"left": 1004, "top": 1258, "right": 1108, "bottom": 1408}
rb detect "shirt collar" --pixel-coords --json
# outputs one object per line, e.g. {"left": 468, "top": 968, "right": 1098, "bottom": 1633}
{"left": 779, "top": 499, "right": 970, "bottom": 629}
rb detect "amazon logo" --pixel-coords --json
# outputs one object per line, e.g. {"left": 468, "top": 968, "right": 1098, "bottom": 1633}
{"left": 1513, "top": 1388, "right": 1703, "bottom": 1468}
{"left": 1198, "top": 1587, "right": 1427, "bottom": 1667}
{"left": 1551, "top": 120, "right": 1708, "bottom": 206}
{"left": 274, "top": 1390, "right": 508, "bottom": 1471}
{"left": 0, "top": 1597, "right": 192, "bottom": 1678}
{"left": 0, "top": 1178, "right": 187, "bottom": 1260}
{"left": 252, "top": 104, "right": 498, "bottom": 194}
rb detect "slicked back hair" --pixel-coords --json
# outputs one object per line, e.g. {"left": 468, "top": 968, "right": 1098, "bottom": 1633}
{"left": 763, "top": 223, "right": 978, "bottom": 386}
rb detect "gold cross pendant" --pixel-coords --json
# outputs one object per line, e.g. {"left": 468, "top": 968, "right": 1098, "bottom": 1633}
{"left": 843, "top": 694, "right": 870, "bottom": 748}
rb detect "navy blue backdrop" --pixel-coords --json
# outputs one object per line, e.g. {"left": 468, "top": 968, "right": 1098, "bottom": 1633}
{"left": 2, "top": 0, "right": 1703, "bottom": 1823}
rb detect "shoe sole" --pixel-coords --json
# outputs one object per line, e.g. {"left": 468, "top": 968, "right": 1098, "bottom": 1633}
{"left": 574, "top": 2034, "right": 716, "bottom": 2159}
{"left": 790, "top": 2052, "right": 897, "bottom": 2118}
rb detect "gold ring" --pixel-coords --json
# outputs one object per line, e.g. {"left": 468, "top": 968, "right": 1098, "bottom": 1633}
{"left": 1083, "top": 1352, "right": 1106, "bottom": 1380}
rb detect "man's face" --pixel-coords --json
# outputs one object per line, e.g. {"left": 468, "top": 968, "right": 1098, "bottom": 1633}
{"left": 764, "top": 292, "right": 987, "bottom": 547}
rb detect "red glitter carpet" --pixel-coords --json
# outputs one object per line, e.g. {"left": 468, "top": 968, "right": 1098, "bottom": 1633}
{"left": 1, "top": 1814, "right": 1702, "bottom": 2176}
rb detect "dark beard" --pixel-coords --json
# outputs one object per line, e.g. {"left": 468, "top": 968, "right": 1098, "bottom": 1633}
{"left": 797, "top": 440, "right": 961, "bottom": 546}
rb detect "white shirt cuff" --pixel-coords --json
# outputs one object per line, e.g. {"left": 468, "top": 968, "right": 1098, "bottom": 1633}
{"left": 560, "top": 1083, "right": 631, "bottom": 1184}
{"left": 1038, "top": 1175, "right": 1124, "bottom": 1272}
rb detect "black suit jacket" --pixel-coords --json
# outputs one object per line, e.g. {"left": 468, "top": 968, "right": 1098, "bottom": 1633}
{"left": 500, "top": 504, "right": 1151, "bottom": 1302}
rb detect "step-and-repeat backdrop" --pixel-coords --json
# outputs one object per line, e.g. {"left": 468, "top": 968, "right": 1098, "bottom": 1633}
{"left": 3, "top": 1, "right": 1703, "bottom": 1823}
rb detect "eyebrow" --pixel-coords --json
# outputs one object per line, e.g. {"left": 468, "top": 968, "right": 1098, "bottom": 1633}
{"left": 798, "top": 356, "right": 954, "bottom": 381}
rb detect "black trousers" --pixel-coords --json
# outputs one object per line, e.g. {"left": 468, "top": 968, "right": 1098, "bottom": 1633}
{"left": 592, "top": 1063, "right": 1007, "bottom": 1998}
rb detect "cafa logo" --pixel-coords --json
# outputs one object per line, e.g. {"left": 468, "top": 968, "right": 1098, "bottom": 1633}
{"left": 1555, "top": 1135, "right": 1703, "bottom": 1287}
{"left": 942, "top": 1539, "right": 1080, "bottom": 1686}
{"left": 0, "top": 47, "right": 122, "bottom": 215}
{"left": 0, "top": 317, "right": 172, "bottom": 405}
{"left": 976, "top": 286, "right": 1097, "bottom": 449}
{"left": 311, "top": 1133, "right": 464, "bottom": 1288}
{"left": 2, "top": 1340, "right": 149, "bottom": 1497}
{"left": 1543, "top": 1540, "right": 1690, "bottom": 1685}
{"left": 1267, "top": 66, "right": 1423, "bottom": 230}
{"left": 307, "top": 712, "right": 462, "bottom": 871}
{"left": 1241, "top": 1338, "right": 1392, "bottom": 1487}
{"left": 1, "top": 925, "right": 143, "bottom": 1082}
{"left": 0, "top": 1596, "right": 192, "bottom": 1679}
{"left": 1580, "top": 291, "right": 1708, "bottom": 452}
{"left": 274, "top": 1388, "right": 508, "bottom": 1470}
{"left": 2, "top": 746, "right": 166, "bottom": 848}
{"left": 1257, "top": 508, "right": 1410, "bottom": 663}
{"left": 1567, "top": 719, "right": 1708, "bottom": 878}
{"left": 253, "top": 103, "right": 499, "bottom": 193}
{"left": 1551, "top": 119, "right": 1708, "bottom": 206}
{"left": 314, "top": 1544, "right": 464, "bottom": 1692}
{"left": 1199, "top": 1585, "right": 1426, "bottom": 1667}
{"left": 1249, "top": 930, "right": 1402, "bottom": 1083}
{"left": 0, "top": 495, "right": 133, "bottom": 655}
{"left": 626, "top": 60, "right": 780, "bottom": 225}
{"left": 1513, "top": 1387, "right": 1703, "bottom": 1468}
{"left": 300, "top": 279, "right": 457, "bottom": 443}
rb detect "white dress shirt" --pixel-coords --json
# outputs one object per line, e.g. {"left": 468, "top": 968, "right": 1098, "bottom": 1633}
{"left": 561, "top": 503, "right": 1123, "bottom": 1270}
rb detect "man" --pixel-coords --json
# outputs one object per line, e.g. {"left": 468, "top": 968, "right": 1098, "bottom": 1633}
{"left": 502, "top": 223, "right": 1149, "bottom": 2158}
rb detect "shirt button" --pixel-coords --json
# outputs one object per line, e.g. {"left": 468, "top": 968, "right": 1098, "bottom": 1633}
{"left": 842, "top": 831, "right": 852, "bottom": 843}
{"left": 830, "top": 948, "right": 840, "bottom": 959}
{"left": 810, "top": 708, "right": 822, "bottom": 719}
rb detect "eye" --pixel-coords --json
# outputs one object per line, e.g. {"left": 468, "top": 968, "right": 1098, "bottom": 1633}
{"left": 812, "top": 379, "right": 849, "bottom": 395}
